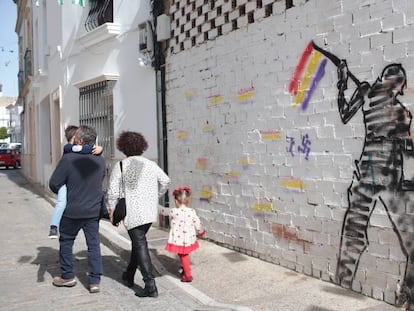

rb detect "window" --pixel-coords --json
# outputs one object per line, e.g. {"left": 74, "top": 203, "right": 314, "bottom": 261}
{"left": 79, "top": 80, "right": 115, "bottom": 188}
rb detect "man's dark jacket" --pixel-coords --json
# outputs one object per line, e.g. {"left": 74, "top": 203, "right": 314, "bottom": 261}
{"left": 49, "top": 152, "right": 105, "bottom": 219}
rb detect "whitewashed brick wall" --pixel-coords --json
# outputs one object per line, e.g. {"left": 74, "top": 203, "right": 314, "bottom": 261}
{"left": 165, "top": 0, "right": 414, "bottom": 305}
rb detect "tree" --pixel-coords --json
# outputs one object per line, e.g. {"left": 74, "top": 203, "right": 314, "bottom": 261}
{"left": 0, "top": 127, "right": 9, "bottom": 140}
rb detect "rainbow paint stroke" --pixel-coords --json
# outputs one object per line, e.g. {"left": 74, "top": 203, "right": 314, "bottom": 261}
{"left": 237, "top": 86, "right": 256, "bottom": 104}
{"left": 227, "top": 171, "right": 240, "bottom": 184}
{"left": 185, "top": 89, "right": 198, "bottom": 102}
{"left": 196, "top": 157, "right": 208, "bottom": 170}
{"left": 260, "top": 130, "right": 282, "bottom": 141}
{"left": 240, "top": 155, "right": 254, "bottom": 169}
{"left": 289, "top": 41, "right": 328, "bottom": 111}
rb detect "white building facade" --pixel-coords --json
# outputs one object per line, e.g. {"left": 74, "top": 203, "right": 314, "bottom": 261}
{"left": 14, "top": 0, "right": 163, "bottom": 190}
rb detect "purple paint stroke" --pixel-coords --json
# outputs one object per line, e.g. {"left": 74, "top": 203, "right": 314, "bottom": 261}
{"left": 301, "top": 58, "right": 327, "bottom": 112}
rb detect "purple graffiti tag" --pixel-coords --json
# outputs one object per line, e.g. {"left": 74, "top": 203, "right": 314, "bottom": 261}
{"left": 297, "top": 134, "right": 311, "bottom": 160}
{"left": 286, "top": 136, "right": 295, "bottom": 157}
{"left": 301, "top": 58, "right": 327, "bottom": 112}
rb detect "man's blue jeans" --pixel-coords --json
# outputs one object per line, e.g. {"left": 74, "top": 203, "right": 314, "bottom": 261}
{"left": 59, "top": 216, "right": 102, "bottom": 285}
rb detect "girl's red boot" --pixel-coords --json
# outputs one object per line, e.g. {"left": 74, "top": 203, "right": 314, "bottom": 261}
{"left": 181, "top": 275, "right": 193, "bottom": 282}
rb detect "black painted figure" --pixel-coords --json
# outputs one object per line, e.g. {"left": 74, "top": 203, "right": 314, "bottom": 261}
{"left": 335, "top": 60, "right": 414, "bottom": 308}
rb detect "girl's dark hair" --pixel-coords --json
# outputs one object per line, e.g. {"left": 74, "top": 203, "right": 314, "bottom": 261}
{"left": 173, "top": 187, "right": 191, "bottom": 206}
{"left": 117, "top": 131, "right": 148, "bottom": 156}
{"left": 64, "top": 125, "right": 78, "bottom": 142}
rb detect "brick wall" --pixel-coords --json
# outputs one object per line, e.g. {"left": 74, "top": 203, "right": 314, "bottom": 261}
{"left": 165, "top": 0, "right": 414, "bottom": 305}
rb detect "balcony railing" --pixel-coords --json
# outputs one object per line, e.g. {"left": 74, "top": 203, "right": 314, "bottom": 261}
{"left": 24, "top": 49, "right": 33, "bottom": 80}
{"left": 18, "top": 70, "right": 24, "bottom": 95}
{"left": 85, "top": 0, "right": 113, "bottom": 32}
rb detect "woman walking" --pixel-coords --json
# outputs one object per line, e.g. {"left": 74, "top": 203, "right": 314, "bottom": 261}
{"left": 107, "top": 131, "right": 170, "bottom": 298}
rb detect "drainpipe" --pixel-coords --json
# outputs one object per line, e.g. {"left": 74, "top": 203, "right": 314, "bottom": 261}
{"left": 152, "top": 0, "right": 169, "bottom": 222}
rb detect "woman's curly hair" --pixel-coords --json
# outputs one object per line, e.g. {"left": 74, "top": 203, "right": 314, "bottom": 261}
{"left": 117, "top": 131, "right": 148, "bottom": 157}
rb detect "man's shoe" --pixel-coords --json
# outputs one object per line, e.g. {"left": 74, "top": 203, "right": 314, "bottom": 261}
{"left": 89, "top": 284, "right": 100, "bottom": 293}
{"left": 122, "top": 272, "right": 134, "bottom": 288}
{"left": 181, "top": 275, "right": 193, "bottom": 282}
{"left": 52, "top": 276, "right": 76, "bottom": 287}
{"left": 48, "top": 226, "right": 58, "bottom": 239}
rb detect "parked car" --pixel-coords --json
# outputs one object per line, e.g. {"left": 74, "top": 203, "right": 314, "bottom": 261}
{"left": 0, "top": 143, "right": 22, "bottom": 153}
{"left": 0, "top": 148, "right": 21, "bottom": 169}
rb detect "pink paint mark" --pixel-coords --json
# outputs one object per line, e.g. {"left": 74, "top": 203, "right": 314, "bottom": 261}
{"left": 289, "top": 41, "right": 313, "bottom": 95}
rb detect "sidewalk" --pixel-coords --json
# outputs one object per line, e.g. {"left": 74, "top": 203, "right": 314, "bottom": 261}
{"left": 2, "top": 170, "right": 215, "bottom": 311}
{"left": 36, "top": 177, "right": 401, "bottom": 311}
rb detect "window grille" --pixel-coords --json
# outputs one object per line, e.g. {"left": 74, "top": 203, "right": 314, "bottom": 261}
{"left": 79, "top": 80, "right": 115, "bottom": 188}
{"left": 85, "top": 0, "right": 114, "bottom": 32}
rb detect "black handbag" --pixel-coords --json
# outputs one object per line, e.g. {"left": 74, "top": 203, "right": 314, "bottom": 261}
{"left": 112, "top": 161, "right": 127, "bottom": 226}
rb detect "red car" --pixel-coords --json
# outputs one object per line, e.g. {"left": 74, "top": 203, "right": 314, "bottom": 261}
{"left": 0, "top": 148, "right": 21, "bottom": 169}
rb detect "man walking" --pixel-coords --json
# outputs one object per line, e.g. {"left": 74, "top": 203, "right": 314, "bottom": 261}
{"left": 49, "top": 125, "right": 105, "bottom": 293}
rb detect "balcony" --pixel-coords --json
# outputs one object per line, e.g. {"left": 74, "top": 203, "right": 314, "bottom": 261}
{"left": 24, "top": 49, "right": 33, "bottom": 79}
{"left": 17, "top": 70, "right": 24, "bottom": 97}
{"left": 85, "top": 0, "right": 113, "bottom": 32}
{"left": 18, "top": 49, "right": 33, "bottom": 97}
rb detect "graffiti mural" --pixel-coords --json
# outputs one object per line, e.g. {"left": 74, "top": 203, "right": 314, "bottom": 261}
{"left": 289, "top": 41, "right": 328, "bottom": 111}
{"left": 286, "top": 134, "right": 312, "bottom": 160}
{"left": 317, "top": 44, "right": 414, "bottom": 307}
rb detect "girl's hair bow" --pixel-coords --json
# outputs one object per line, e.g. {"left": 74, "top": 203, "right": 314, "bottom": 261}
{"left": 173, "top": 186, "right": 191, "bottom": 196}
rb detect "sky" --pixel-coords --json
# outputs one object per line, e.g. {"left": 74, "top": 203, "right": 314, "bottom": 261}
{"left": 0, "top": 0, "right": 18, "bottom": 97}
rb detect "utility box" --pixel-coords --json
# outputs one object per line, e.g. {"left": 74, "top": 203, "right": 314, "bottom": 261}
{"left": 138, "top": 21, "right": 153, "bottom": 53}
{"left": 156, "top": 14, "right": 171, "bottom": 42}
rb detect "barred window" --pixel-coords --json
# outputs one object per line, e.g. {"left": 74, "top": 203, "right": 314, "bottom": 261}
{"left": 79, "top": 80, "right": 115, "bottom": 187}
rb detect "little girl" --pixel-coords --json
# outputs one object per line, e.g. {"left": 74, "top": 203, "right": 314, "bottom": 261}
{"left": 165, "top": 186, "right": 205, "bottom": 282}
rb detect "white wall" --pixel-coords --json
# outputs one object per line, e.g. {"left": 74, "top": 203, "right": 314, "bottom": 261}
{"left": 29, "top": 0, "right": 159, "bottom": 188}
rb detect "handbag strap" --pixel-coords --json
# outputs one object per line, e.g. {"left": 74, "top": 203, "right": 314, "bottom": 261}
{"left": 119, "top": 161, "right": 125, "bottom": 196}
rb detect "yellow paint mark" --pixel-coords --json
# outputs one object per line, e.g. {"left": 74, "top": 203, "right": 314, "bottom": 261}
{"left": 200, "top": 186, "right": 213, "bottom": 201}
{"left": 202, "top": 124, "right": 215, "bottom": 132}
{"left": 208, "top": 95, "right": 224, "bottom": 106}
{"left": 253, "top": 203, "right": 275, "bottom": 212}
{"left": 237, "top": 91, "right": 255, "bottom": 103}
{"left": 176, "top": 130, "right": 188, "bottom": 140}
{"left": 281, "top": 179, "right": 306, "bottom": 189}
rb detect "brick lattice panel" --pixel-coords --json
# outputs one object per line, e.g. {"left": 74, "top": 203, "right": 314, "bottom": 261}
{"left": 169, "top": 0, "right": 293, "bottom": 53}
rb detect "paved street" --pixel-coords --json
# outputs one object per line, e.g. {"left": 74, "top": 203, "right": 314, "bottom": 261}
{"left": 0, "top": 168, "right": 403, "bottom": 311}
{"left": 0, "top": 168, "right": 207, "bottom": 311}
